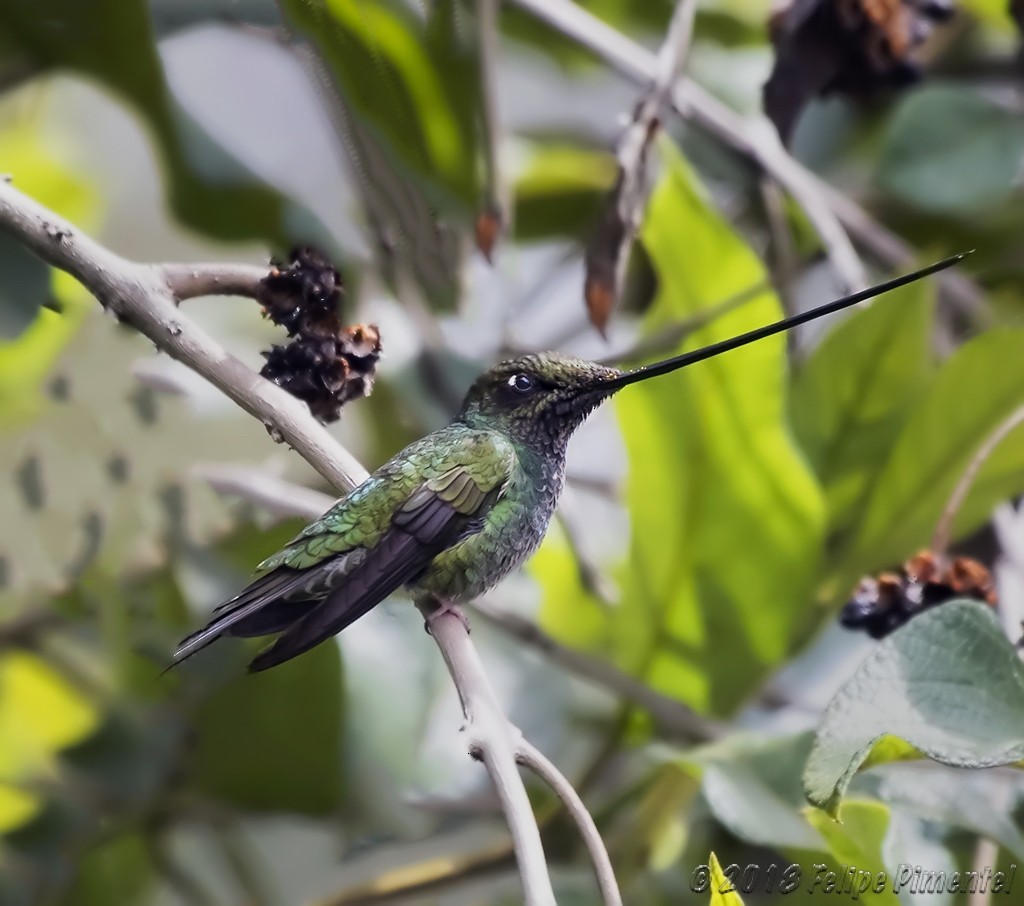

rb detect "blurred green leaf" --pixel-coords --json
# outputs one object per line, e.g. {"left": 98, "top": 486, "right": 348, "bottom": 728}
{"left": 802, "top": 801, "right": 898, "bottom": 904}
{"left": 58, "top": 833, "right": 152, "bottom": 906}
{"left": 863, "top": 765, "right": 1024, "bottom": 862}
{"left": 513, "top": 143, "right": 616, "bottom": 242}
{"left": 281, "top": 0, "right": 480, "bottom": 307}
{"left": 803, "top": 601, "right": 1024, "bottom": 815}
{"left": 191, "top": 641, "right": 344, "bottom": 815}
{"left": 539, "top": 142, "right": 825, "bottom": 716}
{"left": 0, "top": 0, "right": 330, "bottom": 247}
{"left": 681, "top": 732, "right": 825, "bottom": 851}
{"left": 877, "top": 85, "right": 1024, "bottom": 216}
{"left": 839, "top": 327, "right": 1024, "bottom": 580}
{"left": 791, "top": 281, "right": 936, "bottom": 537}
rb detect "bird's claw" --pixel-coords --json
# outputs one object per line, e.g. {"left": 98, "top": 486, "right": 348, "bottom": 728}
{"left": 424, "top": 600, "right": 471, "bottom": 636}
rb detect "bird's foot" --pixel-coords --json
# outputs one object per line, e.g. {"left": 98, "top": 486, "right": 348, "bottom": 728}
{"left": 424, "top": 600, "right": 471, "bottom": 636}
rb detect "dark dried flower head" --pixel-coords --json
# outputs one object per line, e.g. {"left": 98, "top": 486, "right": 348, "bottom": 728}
{"left": 256, "top": 249, "right": 381, "bottom": 424}
{"left": 258, "top": 248, "right": 343, "bottom": 337}
{"left": 840, "top": 549, "right": 996, "bottom": 640}
{"left": 764, "top": 0, "right": 956, "bottom": 144}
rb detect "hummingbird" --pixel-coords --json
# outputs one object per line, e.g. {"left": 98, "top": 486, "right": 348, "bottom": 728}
{"left": 173, "top": 254, "right": 965, "bottom": 673}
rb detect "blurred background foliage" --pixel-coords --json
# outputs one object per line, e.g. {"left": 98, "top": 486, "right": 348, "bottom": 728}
{"left": 2, "top": 0, "right": 1024, "bottom": 904}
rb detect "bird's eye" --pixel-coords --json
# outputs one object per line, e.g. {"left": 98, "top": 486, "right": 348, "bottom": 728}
{"left": 508, "top": 373, "right": 534, "bottom": 393}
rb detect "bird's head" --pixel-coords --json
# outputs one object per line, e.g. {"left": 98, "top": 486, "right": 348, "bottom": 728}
{"left": 457, "top": 353, "right": 626, "bottom": 449}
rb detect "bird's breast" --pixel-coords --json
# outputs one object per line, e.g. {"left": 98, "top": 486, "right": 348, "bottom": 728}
{"left": 409, "top": 449, "right": 565, "bottom": 601}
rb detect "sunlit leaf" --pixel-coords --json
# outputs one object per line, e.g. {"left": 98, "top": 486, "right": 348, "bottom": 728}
{"left": 802, "top": 800, "right": 898, "bottom": 904}
{"left": 791, "top": 280, "right": 936, "bottom": 537}
{"left": 803, "top": 601, "right": 1024, "bottom": 815}
{"left": 839, "top": 327, "right": 1024, "bottom": 582}
{"left": 709, "top": 851, "right": 745, "bottom": 905}
{"left": 542, "top": 142, "right": 825, "bottom": 715}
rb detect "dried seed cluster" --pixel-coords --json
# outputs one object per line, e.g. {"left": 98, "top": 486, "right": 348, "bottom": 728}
{"left": 257, "top": 248, "right": 381, "bottom": 424}
{"left": 840, "top": 549, "right": 997, "bottom": 639}
{"left": 764, "top": 0, "right": 956, "bottom": 143}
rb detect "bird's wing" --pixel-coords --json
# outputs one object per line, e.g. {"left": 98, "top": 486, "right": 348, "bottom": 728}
{"left": 171, "top": 433, "right": 514, "bottom": 670}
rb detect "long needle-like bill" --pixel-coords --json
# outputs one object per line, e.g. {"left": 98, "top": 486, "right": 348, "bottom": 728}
{"left": 603, "top": 251, "right": 971, "bottom": 391}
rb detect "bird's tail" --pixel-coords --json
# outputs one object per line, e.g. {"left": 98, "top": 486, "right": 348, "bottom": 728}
{"left": 170, "top": 569, "right": 312, "bottom": 667}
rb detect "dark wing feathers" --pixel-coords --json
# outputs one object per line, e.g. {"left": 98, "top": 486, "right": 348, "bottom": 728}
{"left": 171, "top": 462, "right": 506, "bottom": 672}
{"left": 246, "top": 486, "right": 480, "bottom": 672}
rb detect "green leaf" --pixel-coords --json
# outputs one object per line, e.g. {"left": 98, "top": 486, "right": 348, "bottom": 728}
{"left": 57, "top": 834, "right": 151, "bottom": 906}
{"left": 877, "top": 85, "right": 1024, "bottom": 215}
{"left": 802, "top": 800, "right": 899, "bottom": 904}
{"left": 539, "top": 143, "right": 825, "bottom": 715}
{"left": 0, "top": 0, "right": 330, "bottom": 247}
{"left": 682, "top": 732, "right": 825, "bottom": 851}
{"left": 513, "top": 143, "right": 617, "bottom": 242}
{"left": 865, "top": 765, "right": 1024, "bottom": 862}
{"left": 803, "top": 601, "right": 1024, "bottom": 815}
{"left": 280, "top": 0, "right": 479, "bottom": 307}
{"left": 791, "top": 280, "right": 936, "bottom": 536}
{"left": 190, "top": 641, "right": 345, "bottom": 815}
{"left": 839, "top": 327, "right": 1024, "bottom": 581}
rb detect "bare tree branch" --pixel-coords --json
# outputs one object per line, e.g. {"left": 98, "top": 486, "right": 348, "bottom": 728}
{"left": 516, "top": 740, "right": 623, "bottom": 906}
{"left": 0, "top": 179, "right": 559, "bottom": 906}
{"left": 511, "top": 0, "right": 866, "bottom": 296}
{"left": 584, "top": 0, "right": 699, "bottom": 334}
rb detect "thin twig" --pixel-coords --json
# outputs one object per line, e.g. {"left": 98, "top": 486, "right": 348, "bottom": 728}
{"left": 584, "top": 0, "right": 699, "bottom": 334}
{"left": 416, "top": 597, "right": 556, "bottom": 905}
{"left": 931, "top": 404, "right": 1024, "bottom": 557}
{"left": 197, "top": 463, "right": 337, "bottom": 521}
{"left": 511, "top": 0, "right": 866, "bottom": 296}
{"left": 476, "top": 0, "right": 506, "bottom": 260}
{"left": 145, "top": 833, "right": 219, "bottom": 906}
{"left": 0, "top": 179, "right": 558, "bottom": 906}
{"left": 516, "top": 740, "right": 624, "bottom": 906}
{"left": 554, "top": 506, "right": 616, "bottom": 605}
{"left": 594, "top": 279, "right": 769, "bottom": 366}
{"left": 162, "top": 262, "right": 269, "bottom": 302}
{"left": 471, "top": 599, "right": 725, "bottom": 741}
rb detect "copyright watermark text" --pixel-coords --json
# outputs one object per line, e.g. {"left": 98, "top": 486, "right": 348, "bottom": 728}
{"left": 690, "top": 862, "right": 1018, "bottom": 898}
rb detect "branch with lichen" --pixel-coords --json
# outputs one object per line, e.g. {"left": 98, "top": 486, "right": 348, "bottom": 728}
{"left": 0, "top": 177, "right": 622, "bottom": 906}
